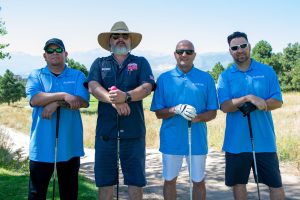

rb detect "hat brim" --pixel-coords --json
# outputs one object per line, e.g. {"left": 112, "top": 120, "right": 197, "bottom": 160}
{"left": 98, "top": 31, "right": 142, "bottom": 51}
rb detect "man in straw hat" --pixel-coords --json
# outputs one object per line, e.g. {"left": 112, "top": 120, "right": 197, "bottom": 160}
{"left": 84, "top": 21, "right": 155, "bottom": 200}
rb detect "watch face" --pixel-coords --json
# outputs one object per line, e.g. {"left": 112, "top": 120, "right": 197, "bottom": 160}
{"left": 126, "top": 92, "right": 131, "bottom": 103}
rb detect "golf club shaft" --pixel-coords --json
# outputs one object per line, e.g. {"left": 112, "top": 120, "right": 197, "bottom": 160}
{"left": 116, "top": 114, "right": 120, "bottom": 200}
{"left": 247, "top": 114, "right": 261, "bottom": 200}
{"left": 52, "top": 107, "right": 60, "bottom": 200}
{"left": 188, "top": 121, "right": 192, "bottom": 200}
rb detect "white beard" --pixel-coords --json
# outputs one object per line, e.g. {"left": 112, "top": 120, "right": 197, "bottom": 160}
{"left": 111, "top": 45, "right": 131, "bottom": 55}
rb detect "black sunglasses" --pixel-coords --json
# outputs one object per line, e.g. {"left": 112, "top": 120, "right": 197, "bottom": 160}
{"left": 45, "top": 47, "right": 63, "bottom": 54}
{"left": 230, "top": 43, "right": 248, "bottom": 51}
{"left": 175, "top": 49, "right": 194, "bottom": 55}
{"left": 111, "top": 34, "right": 129, "bottom": 40}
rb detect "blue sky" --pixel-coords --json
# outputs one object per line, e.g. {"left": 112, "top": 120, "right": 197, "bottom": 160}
{"left": 0, "top": 0, "right": 299, "bottom": 55}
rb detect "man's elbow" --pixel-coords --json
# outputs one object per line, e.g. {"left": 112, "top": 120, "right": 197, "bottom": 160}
{"left": 220, "top": 105, "right": 230, "bottom": 113}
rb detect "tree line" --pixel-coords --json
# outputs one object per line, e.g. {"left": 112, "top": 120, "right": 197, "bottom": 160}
{"left": 0, "top": 13, "right": 299, "bottom": 105}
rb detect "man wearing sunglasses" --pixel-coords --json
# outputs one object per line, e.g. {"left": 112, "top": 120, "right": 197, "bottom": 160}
{"left": 84, "top": 21, "right": 155, "bottom": 200}
{"left": 26, "top": 38, "right": 90, "bottom": 200}
{"left": 151, "top": 40, "right": 218, "bottom": 200}
{"left": 217, "top": 31, "right": 285, "bottom": 199}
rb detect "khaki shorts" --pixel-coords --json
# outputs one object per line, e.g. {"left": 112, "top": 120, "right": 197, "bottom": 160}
{"left": 162, "top": 154, "right": 206, "bottom": 182}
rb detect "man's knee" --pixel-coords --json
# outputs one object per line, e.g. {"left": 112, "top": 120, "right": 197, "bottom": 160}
{"left": 193, "top": 179, "right": 205, "bottom": 189}
{"left": 164, "top": 177, "right": 177, "bottom": 186}
{"left": 98, "top": 186, "right": 113, "bottom": 200}
{"left": 269, "top": 186, "right": 285, "bottom": 200}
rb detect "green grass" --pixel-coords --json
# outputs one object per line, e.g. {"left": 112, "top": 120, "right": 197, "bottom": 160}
{"left": 0, "top": 168, "right": 97, "bottom": 200}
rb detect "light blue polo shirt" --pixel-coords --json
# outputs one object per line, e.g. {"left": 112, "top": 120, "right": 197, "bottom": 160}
{"left": 150, "top": 66, "right": 218, "bottom": 155}
{"left": 217, "top": 59, "right": 282, "bottom": 153}
{"left": 26, "top": 65, "right": 90, "bottom": 163}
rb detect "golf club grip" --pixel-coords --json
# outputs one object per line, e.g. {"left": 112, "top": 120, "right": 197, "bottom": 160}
{"left": 188, "top": 120, "right": 192, "bottom": 128}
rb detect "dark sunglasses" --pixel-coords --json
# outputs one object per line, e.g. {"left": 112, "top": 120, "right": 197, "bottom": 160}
{"left": 45, "top": 47, "right": 63, "bottom": 54}
{"left": 175, "top": 49, "right": 194, "bottom": 55}
{"left": 230, "top": 43, "right": 248, "bottom": 51}
{"left": 111, "top": 34, "right": 129, "bottom": 40}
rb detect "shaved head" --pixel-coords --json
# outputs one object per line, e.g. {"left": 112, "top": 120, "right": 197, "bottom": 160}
{"left": 176, "top": 40, "right": 194, "bottom": 50}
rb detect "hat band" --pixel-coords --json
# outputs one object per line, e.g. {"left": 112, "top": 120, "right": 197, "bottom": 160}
{"left": 113, "top": 29, "right": 128, "bottom": 31}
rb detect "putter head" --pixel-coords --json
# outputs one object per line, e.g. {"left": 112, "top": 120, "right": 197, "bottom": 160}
{"left": 238, "top": 102, "right": 257, "bottom": 116}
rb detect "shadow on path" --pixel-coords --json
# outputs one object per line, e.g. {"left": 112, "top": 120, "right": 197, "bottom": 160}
{"left": 80, "top": 149, "right": 300, "bottom": 200}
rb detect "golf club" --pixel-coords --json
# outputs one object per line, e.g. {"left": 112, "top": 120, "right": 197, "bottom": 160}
{"left": 188, "top": 120, "right": 192, "bottom": 200}
{"left": 52, "top": 106, "right": 60, "bottom": 200}
{"left": 238, "top": 102, "right": 261, "bottom": 200}
{"left": 111, "top": 86, "right": 120, "bottom": 200}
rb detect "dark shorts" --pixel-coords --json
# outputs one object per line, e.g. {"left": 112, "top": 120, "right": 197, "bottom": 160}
{"left": 28, "top": 157, "right": 80, "bottom": 200}
{"left": 94, "top": 137, "right": 146, "bottom": 187}
{"left": 225, "top": 152, "right": 283, "bottom": 188}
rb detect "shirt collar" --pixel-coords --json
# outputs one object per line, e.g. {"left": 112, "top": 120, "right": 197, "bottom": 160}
{"left": 230, "top": 59, "right": 257, "bottom": 73}
{"left": 42, "top": 64, "right": 69, "bottom": 77}
{"left": 170, "top": 65, "right": 195, "bottom": 76}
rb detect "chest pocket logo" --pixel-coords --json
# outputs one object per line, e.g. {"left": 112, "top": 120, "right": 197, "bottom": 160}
{"left": 127, "top": 63, "right": 138, "bottom": 75}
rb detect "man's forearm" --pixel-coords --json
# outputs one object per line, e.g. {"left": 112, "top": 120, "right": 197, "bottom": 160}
{"left": 194, "top": 110, "right": 217, "bottom": 122}
{"left": 88, "top": 81, "right": 110, "bottom": 103}
{"left": 128, "top": 83, "right": 153, "bottom": 102}
{"left": 266, "top": 98, "right": 282, "bottom": 110}
{"left": 30, "top": 92, "right": 66, "bottom": 107}
{"left": 155, "top": 107, "right": 176, "bottom": 119}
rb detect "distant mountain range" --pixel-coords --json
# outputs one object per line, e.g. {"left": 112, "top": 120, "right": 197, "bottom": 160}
{"left": 0, "top": 49, "right": 233, "bottom": 78}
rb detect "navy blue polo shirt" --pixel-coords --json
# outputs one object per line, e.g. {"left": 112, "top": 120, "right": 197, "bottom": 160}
{"left": 85, "top": 54, "right": 155, "bottom": 139}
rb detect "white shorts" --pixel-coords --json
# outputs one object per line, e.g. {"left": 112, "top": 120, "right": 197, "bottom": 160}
{"left": 162, "top": 154, "right": 207, "bottom": 182}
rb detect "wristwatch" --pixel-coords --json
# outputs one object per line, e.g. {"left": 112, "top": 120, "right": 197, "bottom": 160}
{"left": 125, "top": 92, "right": 132, "bottom": 103}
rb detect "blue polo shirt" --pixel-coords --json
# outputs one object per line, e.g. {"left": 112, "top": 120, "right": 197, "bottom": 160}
{"left": 85, "top": 54, "right": 155, "bottom": 139}
{"left": 150, "top": 66, "right": 218, "bottom": 155}
{"left": 26, "top": 66, "right": 90, "bottom": 163}
{"left": 217, "top": 59, "right": 282, "bottom": 153}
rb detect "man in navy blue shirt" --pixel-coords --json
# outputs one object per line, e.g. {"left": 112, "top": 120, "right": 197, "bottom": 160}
{"left": 85, "top": 21, "right": 155, "bottom": 200}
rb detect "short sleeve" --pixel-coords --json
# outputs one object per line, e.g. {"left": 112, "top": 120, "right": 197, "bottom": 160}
{"left": 268, "top": 68, "right": 282, "bottom": 101}
{"left": 217, "top": 71, "right": 231, "bottom": 105}
{"left": 26, "top": 70, "right": 43, "bottom": 102}
{"left": 206, "top": 75, "right": 219, "bottom": 110}
{"left": 138, "top": 57, "right": 155, "bottom": 88}
{"left": 75, "top": 72, "right": 90, "bottom": 102}
{"left": 84, "top": 58, "right": 102, "bottom": 88}
{"left": 150, "top": 75, "right": 165, "bottom": 111}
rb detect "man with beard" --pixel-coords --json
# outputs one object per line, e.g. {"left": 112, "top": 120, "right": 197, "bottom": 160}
{"left": 217, "top": 31, "right": 285, "bottom": 200}
{"left": 84, "top": 21, "right": 155, "bottom": 200}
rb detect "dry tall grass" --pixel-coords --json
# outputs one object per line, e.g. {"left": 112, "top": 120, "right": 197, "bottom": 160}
{"left": 0, "top": 93, "right": 299, "bottom": 168}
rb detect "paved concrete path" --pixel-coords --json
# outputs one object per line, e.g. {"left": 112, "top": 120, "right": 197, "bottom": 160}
{"left": 2, "top": 125, "right": 300, "bottom": 200}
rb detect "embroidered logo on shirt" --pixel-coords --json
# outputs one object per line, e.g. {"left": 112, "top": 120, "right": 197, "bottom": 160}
{"left": 127, "top": 63, "right": 138, "bottom": 75}
{"left": 63, "top": 81, "right": 76, "bottom": 84}
{"left": 193, "top": 83, "right": 205, "bottom": 86}
{"left": 252, "top": 75, "right": 265, "bottom": 79}
{"left": 102, "top": 68, "right": 111, "bottom": 71}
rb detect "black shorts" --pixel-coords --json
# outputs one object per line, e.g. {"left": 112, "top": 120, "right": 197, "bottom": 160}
{"left": 94, "top": 137, "right": 146, "bottom": 187}
{"left": 225, "top": 152, "right": 283, "bottom": 188}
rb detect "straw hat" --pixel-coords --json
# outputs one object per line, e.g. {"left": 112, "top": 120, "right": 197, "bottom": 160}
{"left": 97, "top": 21, "right": 142, "bottom": 51}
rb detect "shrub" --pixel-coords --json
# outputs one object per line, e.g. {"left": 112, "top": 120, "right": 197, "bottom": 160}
{"left": 0, "top": 127, "right": 29, "bottom": 173}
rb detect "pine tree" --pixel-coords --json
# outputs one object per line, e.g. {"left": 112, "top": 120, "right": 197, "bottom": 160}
{"left": 0, "top": 70, "right": 25, "bottom": 105}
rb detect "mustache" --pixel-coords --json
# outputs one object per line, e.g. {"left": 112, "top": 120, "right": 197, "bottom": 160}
{"left": 116, "top": 41, "right": 126, "bottom": 45}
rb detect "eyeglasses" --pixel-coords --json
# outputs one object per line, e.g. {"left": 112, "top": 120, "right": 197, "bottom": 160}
{"left": 45, "top": 47, "right": 63, "bottom": 54}
{"left": 230, "top": 43, "right": 248, "bottom": 51}
{"left": 175, "top": 49, "right": 194, "bottom": 55}
{"left": 111, "top": 34, "right": 129, "bottom": 40}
